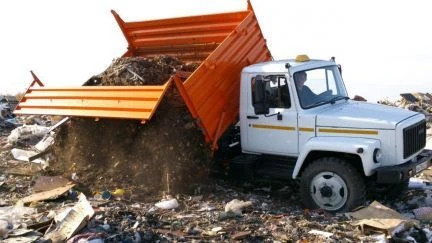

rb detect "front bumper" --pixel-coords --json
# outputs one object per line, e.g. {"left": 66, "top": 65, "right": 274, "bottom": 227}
{"left": 375, "top": 149, "right": 432, "bottom": 184}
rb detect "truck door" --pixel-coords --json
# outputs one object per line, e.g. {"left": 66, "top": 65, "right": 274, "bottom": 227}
{"left": 245, "top": 74, "right": 298, "bottom": 156}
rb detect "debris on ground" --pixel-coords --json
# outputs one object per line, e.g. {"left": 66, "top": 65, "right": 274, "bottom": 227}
{"left": 44, "top": 193, "right": 94, "bottom": 242}
{"left": 2, "top": 67, "right": 432, "bottom": 241}
{"left": 413, "top": 207, "right": 432, "bottom": 221}
{"left": 347, "top": 201, "right": 417, "bottom": 235}
{"left": 18, "top": 183, "right": 75, "bottom": 205}
{"left": 154, "top": 198, "right": 180, "bottom": 210}
{"left": 11, "top": 148, "right": 47, "bottom": 167}
{"left": 7, "top": 125, "right": 49, "bottom": 146}
{"left": 224, "top": 199, "right": 253, "bottom": 215}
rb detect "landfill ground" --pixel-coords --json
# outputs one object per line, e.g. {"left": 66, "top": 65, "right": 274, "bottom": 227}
{"left": 2, "top": 56, "right": 432, "bottom": 242}
{"left": 2, "top": 122, "right": 432, "bottom": 242}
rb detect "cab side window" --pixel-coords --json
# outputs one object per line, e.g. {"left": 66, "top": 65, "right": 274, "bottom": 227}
{"left": 251, "top": 75, "right": 290, "bottom": 108}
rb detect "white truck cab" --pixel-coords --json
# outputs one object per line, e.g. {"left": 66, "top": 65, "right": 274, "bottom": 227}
{"left": 232, "top": 55, "right": 432, "bottom": 211}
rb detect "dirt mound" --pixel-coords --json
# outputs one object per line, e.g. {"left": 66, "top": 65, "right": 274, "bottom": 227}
{"left": 51, "top": 56, "right": 211, "bottom": 199}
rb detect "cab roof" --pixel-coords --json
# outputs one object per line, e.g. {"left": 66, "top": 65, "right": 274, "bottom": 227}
{"left": 242, "top": 58, "right": 336, "bottom": 74}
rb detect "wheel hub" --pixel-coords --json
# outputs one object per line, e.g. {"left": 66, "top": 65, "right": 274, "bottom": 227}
{"left": 320, "top": 185, "right": 333, "bottom": 198}
{"left": 310, "top": 172, "right": 348, "bottom": 211}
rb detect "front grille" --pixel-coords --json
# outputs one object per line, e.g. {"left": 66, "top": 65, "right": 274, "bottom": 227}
{"left": 403, "top": 120, "right": 426, "bottom": 159}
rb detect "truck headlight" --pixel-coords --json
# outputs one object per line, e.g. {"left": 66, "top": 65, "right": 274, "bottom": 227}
{"left": 373, "top": 148, "right": 382, "bottom": 163}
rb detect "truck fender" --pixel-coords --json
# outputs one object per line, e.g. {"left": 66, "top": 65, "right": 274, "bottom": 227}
{"left": 292, "top": 137, "right": 381, "bottom": 179}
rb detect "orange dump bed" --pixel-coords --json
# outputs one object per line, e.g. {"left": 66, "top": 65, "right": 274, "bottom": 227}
{"left": 15, "top": 1, "right": 272, "bottom": 148}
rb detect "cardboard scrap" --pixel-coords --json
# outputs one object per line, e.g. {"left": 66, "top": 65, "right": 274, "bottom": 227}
{"left": 45, "top": 193, "right": 94, "bottom": 241}
{"left": 347, "top": 201, "right": 417, "bottom": 235}
{"left": 33, "top": 176, "right": 71, "bottom": 193}
{"left": 19, "top": 183, "right": 75, "bottom": 204}
{"left": 349, "top": 201, "right": 403, "bottom": 219}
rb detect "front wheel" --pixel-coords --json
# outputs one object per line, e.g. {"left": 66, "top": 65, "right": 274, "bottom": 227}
{"left": 300, "top": 157, "right": 366, "bottom": 212}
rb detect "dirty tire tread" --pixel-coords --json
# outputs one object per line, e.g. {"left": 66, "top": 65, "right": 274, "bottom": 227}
{"left": 300, "top": 157, "right": 366, "bottom": 212}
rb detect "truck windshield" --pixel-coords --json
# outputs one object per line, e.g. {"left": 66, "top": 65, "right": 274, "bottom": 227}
{"left": 293, "top": 65, "right": 348, "bottom": 109}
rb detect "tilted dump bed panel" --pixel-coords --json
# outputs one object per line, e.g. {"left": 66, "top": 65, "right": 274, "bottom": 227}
{"left": 176, "top": 9, "right": 271, "bottom": 145}
{"left": 15, "top": 2, "right": 271, "bottom": 147}
{"left": 114, "top": 10, "right": 249, "bottom": 63}
{"left": 15, "top": 77, "right": 171, "bottom": 122}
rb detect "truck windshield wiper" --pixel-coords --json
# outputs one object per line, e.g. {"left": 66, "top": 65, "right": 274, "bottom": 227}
{"left": 306, "top": 95, "right": 349, "bottom": 108}
{"left": 328, "top": 95, "right": 349, "bottom": 104}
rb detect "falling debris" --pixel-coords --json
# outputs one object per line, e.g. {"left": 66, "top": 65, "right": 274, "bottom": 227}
{"left": 50, "top": 56, "right": 212, "bottom": 198}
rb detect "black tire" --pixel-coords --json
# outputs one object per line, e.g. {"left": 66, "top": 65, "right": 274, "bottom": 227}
{"left": 300, "top": 157, "right": 366, "bottom": 212}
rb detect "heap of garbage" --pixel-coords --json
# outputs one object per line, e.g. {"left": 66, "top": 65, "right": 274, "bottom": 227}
{"left": 50, "top": 56, "right": 211, "bottom": 198}
{"left": 378, "top": 92, "right": 432, "bottom": 120}
{"left": 0, "top": 96, "right": 20, "bottom": 130}
{"left": 378, "top": 93, "right": 432, "bottom": 142}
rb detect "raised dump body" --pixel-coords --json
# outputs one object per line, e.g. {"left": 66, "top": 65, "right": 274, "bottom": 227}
{"left": 15, "top": 1, "right": 272, "bottom": 147}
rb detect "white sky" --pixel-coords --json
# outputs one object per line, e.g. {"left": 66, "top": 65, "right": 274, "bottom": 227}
{"left": 1, "top": 0, "right": 431, "bottom": 102}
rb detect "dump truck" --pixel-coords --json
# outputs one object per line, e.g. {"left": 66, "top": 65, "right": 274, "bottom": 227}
{"left": 14, "top": 2, "right": 432, "bottom": 212}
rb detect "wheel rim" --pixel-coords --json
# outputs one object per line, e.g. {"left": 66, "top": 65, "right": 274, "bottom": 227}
{"left": 310, "top": 171, "right": 348, "bottom": 211}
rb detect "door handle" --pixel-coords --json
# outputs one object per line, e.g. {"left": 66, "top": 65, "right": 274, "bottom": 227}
{"left": 247, "top": 115, "right": 259, "bottom": 119}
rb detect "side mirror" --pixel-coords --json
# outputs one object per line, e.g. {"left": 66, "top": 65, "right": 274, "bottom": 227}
{"left": 253, "top": 75, "right": 269, "bottom": 115}
{"left": 337, "top": 64, "right": 342, "bottom": 77}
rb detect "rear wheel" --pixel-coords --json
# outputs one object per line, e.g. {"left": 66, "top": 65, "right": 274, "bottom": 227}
{"left": 300, "top": 157, "right": 365, "bottom": 212}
